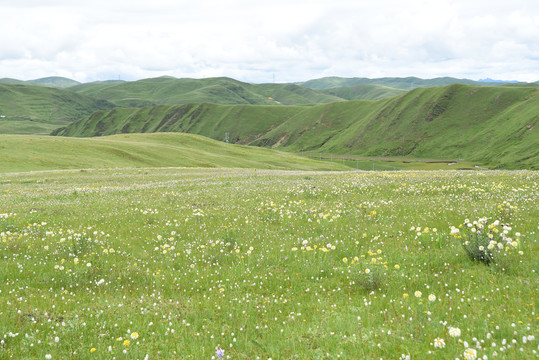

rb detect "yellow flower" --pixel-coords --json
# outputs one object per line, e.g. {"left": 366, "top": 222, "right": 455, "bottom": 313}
{"left": 130, "top": 332, "right": 139, "bottom": 340}
{"left": 123, "top": 339, "right": 130, "bottom": 346}
{"left": 394, "top": 264, "right": 400, "bottom": 269}
{"left": 342, "top": 257, "right": 348, "bottom": 263}
{"left": 365, "top": 268, "right": 371, "bottom": 274}
{"left": 90, "top": 348, "right": 96, "bottom": 353}
{"left": 403, "top": 293, "right": 409, "bottom": 298}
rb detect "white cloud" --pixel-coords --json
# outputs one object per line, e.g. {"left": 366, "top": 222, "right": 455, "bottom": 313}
{"left": 0, "top": 0, "right": 537, "bottom": 83}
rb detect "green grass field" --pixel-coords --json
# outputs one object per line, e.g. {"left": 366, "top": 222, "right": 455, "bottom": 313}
{"left": 0, "top": 168, "right": 537, "bottom": 359}
{"left": 0, "top": 133, "right": 350, "bottom": 173}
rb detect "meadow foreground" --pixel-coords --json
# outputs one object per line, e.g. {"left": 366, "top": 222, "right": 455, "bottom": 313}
{"left": 0, "top": 168, "right": 537, "bottom": 359}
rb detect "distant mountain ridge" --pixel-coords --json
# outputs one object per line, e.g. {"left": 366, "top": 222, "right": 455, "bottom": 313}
{"left": 479, "top": 78, "right": 521, "bottom": 83}
{"left": 296, "top": 76, "right": 534, "bottom": 90}
{"left": 67, "top": 76, "right": 344, "bottom": 106}
{"left": 0, "top": 76, "right": 80, "bottom": 88}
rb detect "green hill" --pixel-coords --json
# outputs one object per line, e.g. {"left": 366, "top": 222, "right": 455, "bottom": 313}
{"left": 56, "top": 85, "right": 539, "bottom": 169}
{"left": 68, "top": 76, "right": 343, "bottom": 106}
{"left": 298, "top": 76, "right": 519, "bottom": 90}
{"left": 0, "top": 76, "right": 80, "bottom": 88}
{"left": 51, "top": 103, "right": 305, "bottom": 143}
{"left": 0, "top": 84, "right": 114, "bottom": 134}
{"left": 255, "top": 85, "right": 539, "bottom": 169}
{"left": 0, "top": 78, "right": 28, "bottom": 85}
{"left": 0, "top": 132, "right": 349, "bottom": 173}
{"left": 28, "top": 76, "right": 80, "bottom": 88}
{"left": 319, "top": 84, "right": 406, "bottom": 100}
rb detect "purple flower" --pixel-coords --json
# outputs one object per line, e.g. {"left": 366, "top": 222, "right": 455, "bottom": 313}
{"left": 216, "top": 346, "right": 225, "bottom": 360}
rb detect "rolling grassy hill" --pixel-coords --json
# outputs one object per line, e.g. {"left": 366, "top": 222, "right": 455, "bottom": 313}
{"left": 297, "top": 76, "right": 531, "bottom": 90}
{"left": 28, "top": 76, "right": 81, "bottom": 88}
{"left": 0, "top": 76, "right": 80, "bottom": 88}
{"left": 319, "top": 84, "right": 406, "bottom": 100}
{"left": 0, "top": 132, "right": 349, "bottom": 173}
{"left": 52, "top": 103, "right": 306, "bottom": 143}
{"left": 55, "top": 84, "right": 539, "bottom": 169}
{"left": 0, "top": 84, "right": 114, "bottom": 134}
{"left": 68, "top": 76, "right": 344, "bottom": 107}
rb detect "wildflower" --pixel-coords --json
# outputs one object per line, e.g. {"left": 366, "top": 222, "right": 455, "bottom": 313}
{"left": 428, "top": 294, "right": 436, "bottom": 302}
{"left": 365, "top": 268, "right": 371, "bottom": 274}
{"left": 463, "top": 348, "right": 477, "bottom": 360}
{"left": 45, "top": 355, "right": 52, "bottom": 359}
{"left": 342, "top": 257, "right": 348, "bottom": 263}
{"left": 433, "top": 338, "right": 445, "bottom": 348}
{"left": 216, "top": 346, "right": 225, "bottom": 360}
{"left": 130, "top": 332, "right": 139, "bottom": 340}
{"left": 414, "top": 291, "right": 422, "bottom": 298}
{"left": 403, "top": 293, "right": 409, "bottom": 298}
{"left": 123, "top": 339, "right": 130, "bottom": 346}
{"left": 449, "top": 327, "right": 461, "bottom": 337}
{"left": 394, "top": 264, "right": 400, "bottom": 269}
{"left": 90, "top": 348, "right": 96, "bottom": 353}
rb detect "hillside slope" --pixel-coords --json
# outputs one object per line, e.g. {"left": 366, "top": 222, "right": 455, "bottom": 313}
{"left": 55, "top": 85, "right": 539, "bottom": 169}
{"left": 0, "top": 84, "right": 114, "bottom": 134}
{"left": 256, "top": 85, "right": 539, "bottom": 168}
{"left": 319, "top": 84, "right": 406, "bottom": 100}
{"left": 0, "top": 133, "right": 349, "bottom": 173}
{"left": 69, "top": 76, "right": 344, "bottom": 106}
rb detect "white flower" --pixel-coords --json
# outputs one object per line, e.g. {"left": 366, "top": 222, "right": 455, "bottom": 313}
{"left": 433, "top": 338, "right": 445, "bottom": 348}
{"left": 449, "top": 327, "right": 461, "bottom": 337}
{"left": 428, "top": 294, "right": 436, "bottom": 302}
{"left": 463, "top": 348, "right": 477, "bottom": 360}
{"left": 45, "top": 355, "right": 52, "bottom": 360}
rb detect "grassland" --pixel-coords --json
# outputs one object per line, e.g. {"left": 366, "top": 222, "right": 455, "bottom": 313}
{"left": 0, "top": 133, "right": 349, "bottom": 173}
{"left": 319, "top": 84, "right": 406, "bottom": 100}
{"left": 68, "top": 77, "right": 344, "bottom": 107}
{"left": 0, "top": 168, "right": 537, "bottom": 359}
{"left": 56, "top": 84, "right": 539, "bottom": 169}
{"left": 0, "top": 84, "right": 113, "bottom": 134}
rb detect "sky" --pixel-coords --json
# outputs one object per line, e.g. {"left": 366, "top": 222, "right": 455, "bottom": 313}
{"left": 1, "top": 0, "right": 538, "bottom": 83}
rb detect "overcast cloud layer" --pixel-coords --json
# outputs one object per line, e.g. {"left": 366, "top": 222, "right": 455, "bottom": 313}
{"left": 1, "top": 0, "right": 538, "bottom": 83}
